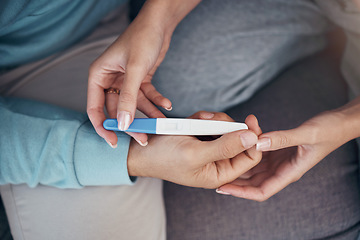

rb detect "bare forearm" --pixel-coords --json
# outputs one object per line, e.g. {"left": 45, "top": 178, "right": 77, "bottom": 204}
{"left": 135, "top": 0, "right": 201, "bottom": 36}
{"left": 337, "top": 96, "right": 360, "bottom": 141}
{"left": 353, "top": 0, "right": 360, "bottom": 10}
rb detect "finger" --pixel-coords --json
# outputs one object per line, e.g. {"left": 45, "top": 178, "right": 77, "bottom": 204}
{"left": 217, "top": 146, "right": 261, "bottom": 185}
{"left": 117, "top": 65, "right": 147, "bottom": 131}
{"left": 141, "top": 82, "right": 172, "bottom": 111}
{"left": 189, "top": 111, "right": 234, "bottom": 122}
{"left": 256, "top": 127, "right": 308, "bottom": 152}
{"left": 242, "top": 114, "right": 262, "bottom": 174}
{"left": 218, "top": 161, "right": 303, "bottom": 201}
{"left": 87, "top": 82, "right": 118, "bottom": 147}
{"left": 229, "top": 141, "right": 262, "bottom": 176}
{"left": 245, "top": 115, "right": 262, "bottom": 136}
{"left": 137, "top": 91, "right": 166, "bottom": 118}
{"left": 105, "top": 92, "right": 119, "bottom": 118}
{"left": 126, "top": 132, "right": 148, "bottom": 146}
{"left": 105, "top": 91, "right": 148, "bottom": 146}
{"left": 238, "top": 157, "right": 270, "bottom": 179}
{"left": 199, "top": 130, "right": 258, "bottom": 163}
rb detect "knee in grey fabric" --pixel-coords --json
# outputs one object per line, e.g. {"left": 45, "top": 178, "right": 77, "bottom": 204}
{"left": 152, "top": 0, "right": 331, "bottom": 117}
{"left": 164, "top": 50, "right": 360, "bottom": 240}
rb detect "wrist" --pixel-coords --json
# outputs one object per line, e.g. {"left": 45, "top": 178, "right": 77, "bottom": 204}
{"left": 127, "top": 139, "right": 147, "bottom": 178}
{"left": 136, "top": 0, "right": 201, "bottom": 36}
{"left": 335, "top": 96, "right": 360, "bottom": 141}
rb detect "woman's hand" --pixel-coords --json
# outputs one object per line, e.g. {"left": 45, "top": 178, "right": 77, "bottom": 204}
{"left": 216, "top": 101, "right": 360, "bottom": 200}
{"left": 127, "top": 112, "right": 262, "bottom": 189}
{"left": 87, "top": 0, "right": 200, "bottom": 147}
{"left": 87, "top": 9, "right": 172, "bottom": 147}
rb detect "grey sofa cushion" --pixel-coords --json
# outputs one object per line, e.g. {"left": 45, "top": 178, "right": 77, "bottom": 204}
{"left": 0, "top": 196, "right": 12, "bottom": 240}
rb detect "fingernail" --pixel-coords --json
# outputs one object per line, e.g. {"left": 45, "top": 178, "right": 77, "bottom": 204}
{"left": 105, "top": 139, "right": 118, "bottom": 149}
{"left": 201, "top": 112, "right": 215, "bottom": 119}
{"left": 216, "top": 188, "right": 231, "bottom": 195}
{"left": 135, "top": 138, "right": 148, "bottom": 147}
{"left": 117, "top": 111, "right": 131, "bottom": 131}
{"left": 164, "top": 106, "right": 172, "bottom": 111}
{"left": 240, "top": 132, "right": 258, "bottom": 149}
{"left": 256, "top": 137, "right": 271, "bottom": 151}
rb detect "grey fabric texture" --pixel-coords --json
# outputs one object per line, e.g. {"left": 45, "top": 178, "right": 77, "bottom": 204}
{"left": 153, "top": 0, "right": 330, "bottom": 117}
{"left": 155, "top": 1, "right": 360, "bottom": 239}
{"left": 0, "top": 0, "right": 359, "bottom": 239}
{"left": 315, "top": 0, "right": 360, "bottom": 97}
{"left": 164, "top": 49, "right": 360, "bottom": 240}
{"left": 0, "top": 196, "right": 12, "bottom": 240}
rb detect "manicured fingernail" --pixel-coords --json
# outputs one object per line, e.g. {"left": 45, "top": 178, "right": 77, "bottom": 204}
{"left": 216, "top": 188, "right": 231, "bottom": 195}
{"left": 256, "top": 137, "right": 271, "bottom": 151}
{"left": 117, "top": 111, "right": 131, "bottom": 131}
{"left": 135, "top": 138, "right": 148, "bottom": 147}
{"left": 105, "top": 139, "right": 118, "bottom": 149}
{"left": 240, "top": 132, "right": 258, "bottom": 149}
{"left": 164, "top": 106, "right": 172, "bottom": 111}
{"left": 201, "top": 112, "right": 215, "bottom": 119}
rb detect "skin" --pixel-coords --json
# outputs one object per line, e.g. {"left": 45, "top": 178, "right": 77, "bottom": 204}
{"left": 87, "top": 0, "right": 201, "bottom": 147}
{"left": 217, "top": 96, "right": 360, "bottom": 201}
{"left": 127, "top": 111, "right": 262, "bottom": 189}
{"left": 354, "top": 0, "right": 360, "bottom": 9}
{"left": 216, "top": 1, "right": 360, "bottom": 201}
{"left": 88, "top": 0, "right": 360, "bottom": 199}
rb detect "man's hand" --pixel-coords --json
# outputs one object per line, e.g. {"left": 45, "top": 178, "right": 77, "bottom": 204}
{"left": 127, "top": 112, "right": 262, "bottom": 189}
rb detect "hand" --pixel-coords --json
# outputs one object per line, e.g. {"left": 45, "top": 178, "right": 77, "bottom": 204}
{"left": 127, "top": 112, "right": 262, "bottom": 188}
{"left": 87, "top": 0, "right": 201, "bottom": 147}
{"left": 87, "top": 3, "right": 173, "bottom": 147}
{"left": 217, "top": 109, "right": 354, "bottom": 201}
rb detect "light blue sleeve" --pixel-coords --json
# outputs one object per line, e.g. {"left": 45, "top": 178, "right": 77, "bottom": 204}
{"left": 0, "top": 97, "right": 135, "bottom": 188}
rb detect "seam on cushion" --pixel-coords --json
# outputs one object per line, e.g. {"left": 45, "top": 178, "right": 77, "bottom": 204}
{"left": 10, "top": 185, "right": 26, "bottom": 240}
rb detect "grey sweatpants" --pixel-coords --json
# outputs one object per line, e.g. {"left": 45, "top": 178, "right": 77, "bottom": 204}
{"left": 1, "top": 0, "right": 359, "bottom": 239}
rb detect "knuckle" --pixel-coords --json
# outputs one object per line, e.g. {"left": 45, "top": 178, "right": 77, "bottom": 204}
{"left": 119, "top": 91, "right": 136, "bottom": 105}
{"left": 87, "top": 107, "right": 100, "bottom": 117}
{"left": 256, "top": 192, "right": 269, "bottom": 202}
{"left": 146, "top": 109, "right": 161, "bottom": 118}
{"left": 137, "top": 92, "right": 147, "bottom": 102}
{"left": 277, "top": 133, "right": 291, "bottom": 148}
{"left": 291, "top": 172, "right": 303, "bottom": 183}
{"left": 127, "top": 61, "right": 145, "bottom": 72}
{"left": 152, "top": 95, "right": 163, "bottom": 103}
{"left": 219, "top": 143, "right": 234, "bottom": 159}
{"left": 88, "top": 61, "right": 100, "bottom": 77}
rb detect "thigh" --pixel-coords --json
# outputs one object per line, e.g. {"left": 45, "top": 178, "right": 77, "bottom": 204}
{"left": 153, "top": 0, "right": 330, "bottom": 117}
{"left": 1, "top": 178, "right": 165, "bottom": 240}
{"left": 164, "top": 51, "right": 360, "bottom": 239}
{"left": 1, "top": 14, "right": 166, "bottom": 240}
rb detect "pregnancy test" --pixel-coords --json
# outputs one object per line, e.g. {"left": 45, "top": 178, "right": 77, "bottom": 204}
{"left": 103, "top": 118, "right": 248, "bottom": 135}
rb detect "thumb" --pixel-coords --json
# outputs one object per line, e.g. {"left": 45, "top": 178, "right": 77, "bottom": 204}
{"left": 199, "top": 130, "right": 258, "bottom": 163}
{"left": 256, "top": 127, "right": 308, "bottom": 151}
{"left": 117, "top": 65, "right": 147, "bottom": 131}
